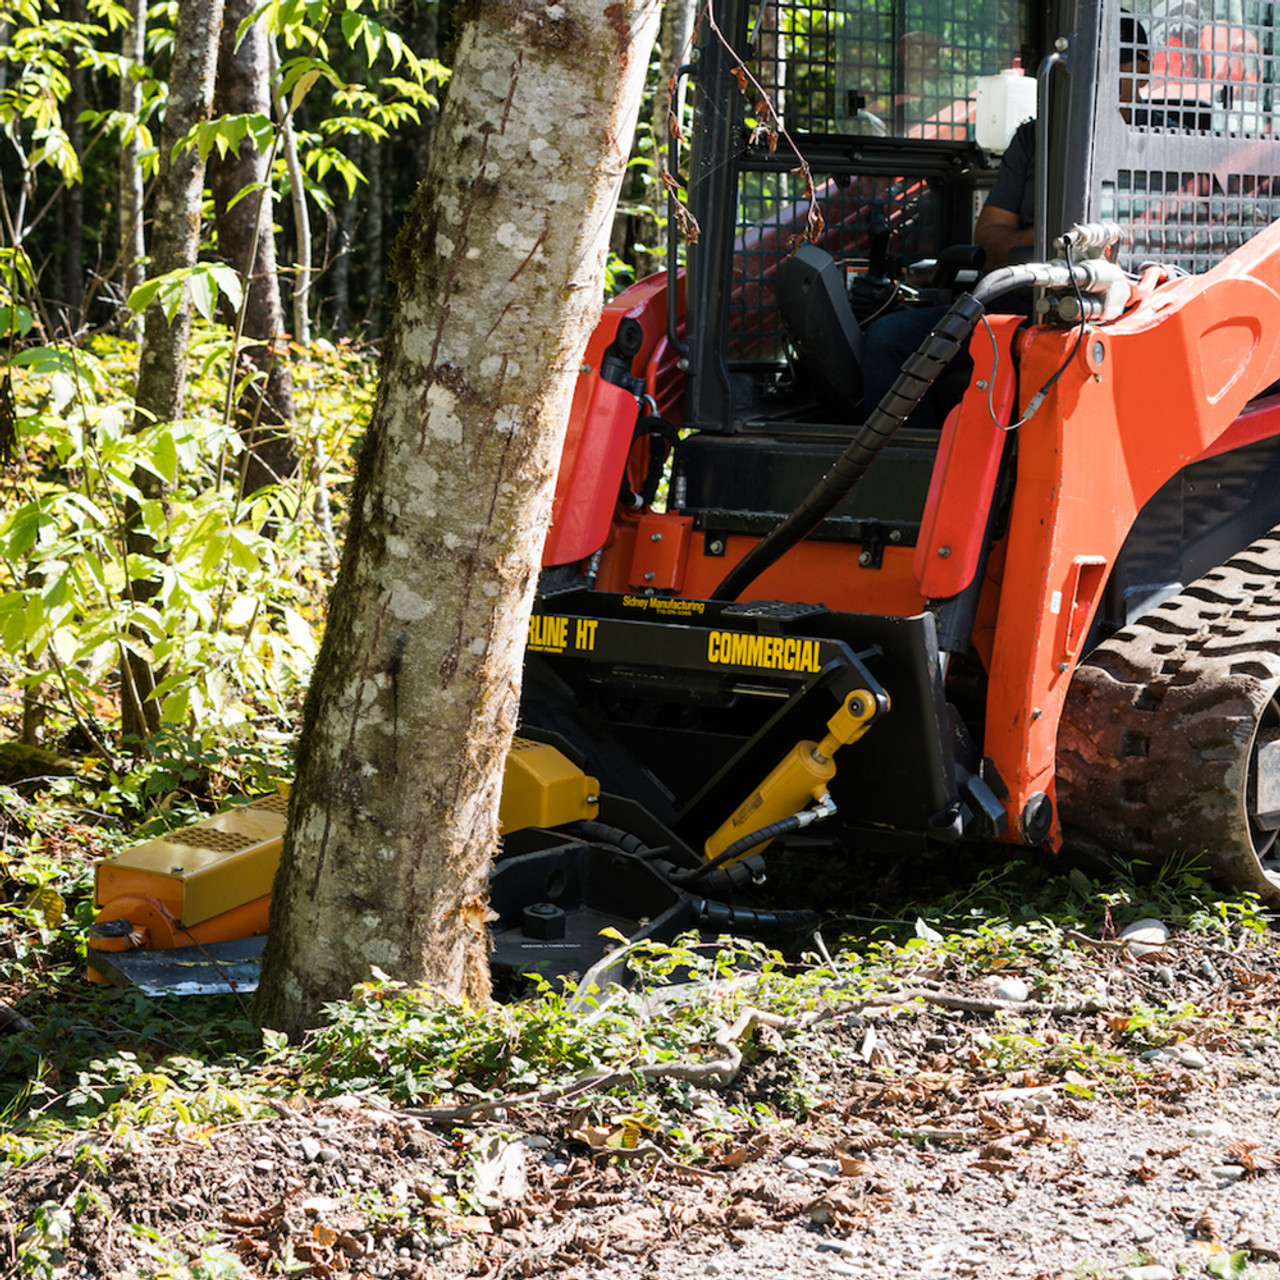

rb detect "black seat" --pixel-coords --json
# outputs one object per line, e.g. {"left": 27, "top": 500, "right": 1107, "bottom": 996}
{"left": 777, "top": 242, "right": 864, "bottom": 419}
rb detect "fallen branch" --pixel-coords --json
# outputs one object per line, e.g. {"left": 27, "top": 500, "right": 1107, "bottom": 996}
{"left": 401, "top": 983, "right": 1114, "bottom": 1127}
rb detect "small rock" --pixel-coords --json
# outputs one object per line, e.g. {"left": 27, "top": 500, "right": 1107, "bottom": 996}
{"left": 811, "top": 1159, "right": 842, "bottom": 1177}
{"left": 1132, "top": 1224, "right": 1157, "bottom": 1244}
{"left": 1174, "top": 1046, "right": 1208, "bottom": 1069}
{"left": 704, "top": 1263, "right": 724, "bottom": 1276}
{"left": 316, "top": 1147, "right": 342, "bottom": 1163}
{"left": 1121, "top": 918, "right": 1170, "bottom": 957}
{"left": 1212, "top": 1165, "right": 1248, "bottom": 1182}
{"left": 300, "top": 1137, "right": 322, "bottom": 1162}
{"left": 1154, "top": 964, "right": 1176, "bottom": 986}
{"left": 521, "top": 1135, "right": 552, "bottom": 1150}
{"left": 781, "top": 1155, "right": 810, "bottom": 1172}
{"left": 1190, "top": 1120, "right": 1234, "bottom": 1139}
{"left": 252, "top": 1159, "right": 275, "bottom": 1174}
{"left": 991, "top": 977, "right": 1030, "bottom": 1003}
{"left": 816, "top": 1241, "right": 857, "bottom": 1257}
{"left": 1120, "top": 1268, "right": 1173, "bottom": 1280}
{"left": 827, "top": 1263, "right": 860, "bottom": 1277}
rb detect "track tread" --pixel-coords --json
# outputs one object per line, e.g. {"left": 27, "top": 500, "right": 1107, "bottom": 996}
{"left": 1058, "top": 532, "right": 1280, "bottom": 902}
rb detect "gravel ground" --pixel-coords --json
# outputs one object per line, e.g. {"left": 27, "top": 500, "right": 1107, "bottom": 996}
{"left": 7, "top": 923, "right": 1280, "bottom": 1280}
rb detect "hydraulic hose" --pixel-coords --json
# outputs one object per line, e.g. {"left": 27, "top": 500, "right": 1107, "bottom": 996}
{"left": 710, "top": 262, "right": 1089, "bottom": 603}
{"left": 670, "top": 812, "right": 806, "bottom": 884}
{"left": 696, "top": 901, "right": 821, "bottom": 932}
{"left": 576, "top": 819, "right": 660, "bottom": 858}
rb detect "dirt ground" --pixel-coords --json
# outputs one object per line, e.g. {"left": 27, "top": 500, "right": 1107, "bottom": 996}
{"left": 7, "top": 923, "right": 1280, "bottom": 1280}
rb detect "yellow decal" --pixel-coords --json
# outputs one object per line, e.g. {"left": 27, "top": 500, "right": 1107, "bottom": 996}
{"left": 706, "top": 630, "right": 822, "bottom": 673}
{"left": 621, "top": 595, "right": 706, "bottom": 615}
{"left": 529, "top": 616, "right": 599, "bottom": 654}
{"left": 527, "top": 615, "right": 569, "bottom": 653}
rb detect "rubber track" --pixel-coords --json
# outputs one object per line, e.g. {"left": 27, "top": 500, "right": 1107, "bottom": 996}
{"left": 1057, "top": 532, "right": 1280, "bottom": 904}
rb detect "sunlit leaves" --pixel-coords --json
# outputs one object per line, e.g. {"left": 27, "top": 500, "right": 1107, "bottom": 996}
{"left": 127, "top": 263, "right": 244, "bottom": 324}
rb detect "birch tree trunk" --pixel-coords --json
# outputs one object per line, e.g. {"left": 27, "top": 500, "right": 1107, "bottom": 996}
{"left": 256, "top": 0, "right": 662, "bottom": 1036}
{"left": 118, "top": 0, "right": 147, "bottom": 336}
{"left": 209, "top": 0, "right": 298, "bottom": 495}
{"left": 124, "top": 0, "right": 224, "bottom": 740}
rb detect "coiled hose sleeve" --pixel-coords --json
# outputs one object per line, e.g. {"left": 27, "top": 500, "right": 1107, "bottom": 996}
{"left": 669, "top": 813, "right": 805, "bottom": 885}
{"left": 710, "top": 264, "right": 1063, "bottom": 603}
{"left": 697, "top": 901, "right": 820, "bottom": 931}
{"left": 575, "top": 820, "right": 659, "bottom": 857}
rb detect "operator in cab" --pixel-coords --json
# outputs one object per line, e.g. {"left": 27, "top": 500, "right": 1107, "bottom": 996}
{"left": 860, "top": 17, "right": 1150, "bottom": 428}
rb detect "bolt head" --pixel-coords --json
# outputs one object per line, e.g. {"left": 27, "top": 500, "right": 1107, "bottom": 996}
{"left": 650, "top": 532, "right": 662, "bottom": 542}
{"left": 937, "top": 546, "right": 951, "bottom": 558}
{"left": 709, "top": 539, "right": 725, "bottom": 555}
{"left": 858, "top": 551, "right": 872, "bottom": 566}
{"left": 644, "top": 571, "right": 655, "bottom": 581}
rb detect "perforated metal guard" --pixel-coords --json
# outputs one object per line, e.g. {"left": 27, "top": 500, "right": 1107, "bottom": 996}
{"left": 727, "top": 0, "right": 1029, "bottom": 360}
{"left": 730, "top": 170, "right": 945, "bottom": 360}
{"left": 745, "top": 0, "right": 1030, "bottom": 139}
{"left": 1085, "top": 1, "right": 1280, "bottom": 276}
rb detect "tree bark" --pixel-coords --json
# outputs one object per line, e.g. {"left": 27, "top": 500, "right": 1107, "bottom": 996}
{"left": 124, "top": 0, "right": 225, "bottom": 740}
{"left": 118, "top": 0, "right": 147, "bottom": 336}
{"left": 363, "top": 133, "right": 385, "bottom": 336}
{"left": 256, "top": 0, "right": 662, "bottom": 1037}
{"left": 209, "top": 0, "right": 298, "bottom": 495}
{"left": 61, "top": 0, "right": 86, "bottom": 331}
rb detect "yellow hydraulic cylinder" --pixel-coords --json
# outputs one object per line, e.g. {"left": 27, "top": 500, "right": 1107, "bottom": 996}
{"left": 703, "top": 688, "right": 884, "bottom": 865}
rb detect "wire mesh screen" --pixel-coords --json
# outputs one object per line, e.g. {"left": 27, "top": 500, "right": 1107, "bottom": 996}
{"left": 1092, "top": 1, "right": 1280, "bottom": 274}
{"left": 747, "top": 0, "right": 1030, "bottom": 139}
{"left": 729, "top": 171, "right": 943, "bottom": 361}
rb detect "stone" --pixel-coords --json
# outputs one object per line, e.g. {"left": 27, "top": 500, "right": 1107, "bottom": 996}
{"left": 1121, "top": 918, "right": 1170, "bottom": 956}
{"left": 300, "top": 1137, "right": 322, "bottom": 1162}
{"left": 1212, "top": 1165, "right": 1248, "bottom": 1182}
{"left": 1132, "top": 1224, "right": 1157, "bottom": 1244}
{"left": 1174, "top": 1046, "right": 1208, "bottom": 1069}
{"left": 1190, "top": 1120, "right": 1234, "bottom": 1139}
{"left": 992, "top": 977, "right": 1030, "bottom": 1002}
{"left": 521, "top": 1134, "right": 552, "bottom": 1150}
{"left": 1120, "top": 1268, "right": 1173, "bottom": 1280}
{"left": 781, "top": 1155, "right": 810, "bottom": 1171}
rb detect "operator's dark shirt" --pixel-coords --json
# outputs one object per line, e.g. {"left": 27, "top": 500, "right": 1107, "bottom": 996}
{"left": 986, "top": 118, "right": 1035, "bottom": 229}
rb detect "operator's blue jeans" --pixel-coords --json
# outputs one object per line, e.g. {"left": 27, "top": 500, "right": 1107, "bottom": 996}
{"left": 861, "top": 304, "right": 971, "bottom": 430}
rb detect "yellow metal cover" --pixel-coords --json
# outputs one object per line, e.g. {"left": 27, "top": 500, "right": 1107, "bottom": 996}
{"left": 498, "top": 737, "right": 599, "bottom": 834}
{"left": 95, "top": 794, "right": 288, "bottom": 928}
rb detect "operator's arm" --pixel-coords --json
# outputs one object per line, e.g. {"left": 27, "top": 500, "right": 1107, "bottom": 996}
{"left": 974, "top": 119, "right": 1036, "bottom": 269}
{"left": 974, "top": 204, "right": 1035, "bottom": 269}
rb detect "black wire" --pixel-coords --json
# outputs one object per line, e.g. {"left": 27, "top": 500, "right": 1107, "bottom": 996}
{"left": 1010, "top": 242, "right": 1088, "bottom": 426}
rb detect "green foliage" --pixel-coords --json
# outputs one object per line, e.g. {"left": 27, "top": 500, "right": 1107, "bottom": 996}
{"left": 0, "top": 325, "right": 372, "bottom": 755}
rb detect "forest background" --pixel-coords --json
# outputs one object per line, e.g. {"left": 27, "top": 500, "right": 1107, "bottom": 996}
{"left": 0, "top": 0, "right": 690, "bottom": 805}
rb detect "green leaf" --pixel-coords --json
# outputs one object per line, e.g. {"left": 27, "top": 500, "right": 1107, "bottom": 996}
{"left": 291, "top": 67, "right": 320, "bottom": 112}
{"left": 0, "top": 304, "right": 34, "bottom": 337}
{"left": 149, "top": 430, "right": 179, "bottom": 484}
{"left": 187, "top": 269, "right": 215, "bottom": 323}
{"left": 3, "top": 503, "right": 45, "bottom": 558}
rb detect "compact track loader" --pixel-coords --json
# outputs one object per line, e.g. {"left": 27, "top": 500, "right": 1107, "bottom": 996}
{"left": 91, "top": 0, "right": 1280, "bottom": 988}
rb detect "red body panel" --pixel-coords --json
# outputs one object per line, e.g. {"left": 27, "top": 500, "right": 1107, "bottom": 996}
{"left": 543, "top": 220, "right": 1280, "bottom": 848}
{"left": 542, "top": 273, "right": 683, "bottom": 568}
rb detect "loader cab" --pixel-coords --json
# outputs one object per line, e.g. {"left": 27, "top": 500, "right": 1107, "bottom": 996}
{"left": 671, "top": 0, "right": 1047, "bottom": 554}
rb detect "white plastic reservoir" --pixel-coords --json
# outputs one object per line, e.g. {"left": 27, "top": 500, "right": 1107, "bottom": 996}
{"left": 974, "top": 66, "right": 1038, "bottom": 151}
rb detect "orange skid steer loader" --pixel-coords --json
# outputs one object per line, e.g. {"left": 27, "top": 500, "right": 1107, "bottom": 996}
{"left": 92, "top": 0, "right": 1280, "bottom": 991}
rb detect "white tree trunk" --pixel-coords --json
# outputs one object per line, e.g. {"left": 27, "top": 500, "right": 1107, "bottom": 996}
{"left": 118, "top": 0, "right": 146, "bottom": 336}
{"left": 257, "top": 0, "right": 662, "bottom": 1036}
